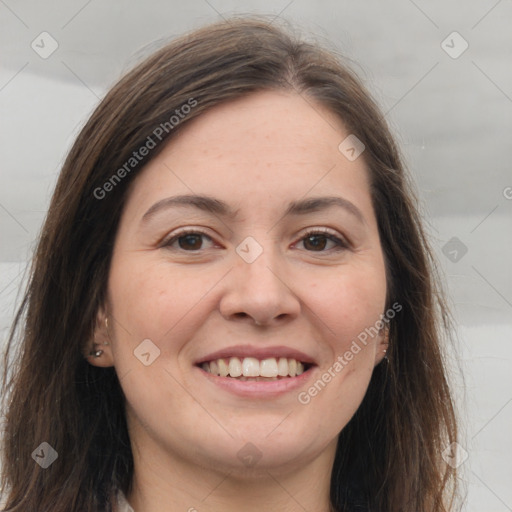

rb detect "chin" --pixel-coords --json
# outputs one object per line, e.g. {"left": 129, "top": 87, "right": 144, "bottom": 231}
{"left": 193, "top": 427, "right": 323, "bottom": 476}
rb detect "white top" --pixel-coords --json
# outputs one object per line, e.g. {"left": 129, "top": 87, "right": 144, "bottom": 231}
{"left": 115, "top": 489, "right": 135, "bottom": 512}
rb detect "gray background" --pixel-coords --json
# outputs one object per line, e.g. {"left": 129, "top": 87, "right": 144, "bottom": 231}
{"left": 1, "top": 0, "right": 511, "bottom": 509}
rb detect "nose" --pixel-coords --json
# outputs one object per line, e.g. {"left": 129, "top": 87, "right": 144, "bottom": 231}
{"left": 219, "top": 245, "right": 301, "bottom": 327}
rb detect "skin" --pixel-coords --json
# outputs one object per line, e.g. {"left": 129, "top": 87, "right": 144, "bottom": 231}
{"left": 89, "top": 90, "right": 388, "bottom": 512}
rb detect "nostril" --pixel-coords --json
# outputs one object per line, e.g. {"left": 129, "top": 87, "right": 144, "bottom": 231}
{"left": 233, "top": 312, "right": 250, "bottom": 320}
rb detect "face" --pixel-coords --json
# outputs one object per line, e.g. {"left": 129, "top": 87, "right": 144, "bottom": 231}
{"left": 92, "top": 90, "right": 388, "bottom": 477}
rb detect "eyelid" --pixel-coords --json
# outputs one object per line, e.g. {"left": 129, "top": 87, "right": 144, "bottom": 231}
{"left": 160, "top": 226, "right": 350, "bottom": 252}
{"left": 295, "top": 227, "right": 350, "bottom": 249}
{"left": 160, "top": 227, "right": 219, "bottom": 249}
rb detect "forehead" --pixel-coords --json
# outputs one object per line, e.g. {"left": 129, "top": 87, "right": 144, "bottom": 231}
{"left": 123, "top": 90, "right": 374, "bottom": 223}
{"left": 166, "top": 90, "right": 355, "bottom": 169}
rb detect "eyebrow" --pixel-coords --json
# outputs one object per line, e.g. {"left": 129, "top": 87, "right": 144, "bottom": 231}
{"left": 141, "top": 194, "right": 365, "bottom": 225}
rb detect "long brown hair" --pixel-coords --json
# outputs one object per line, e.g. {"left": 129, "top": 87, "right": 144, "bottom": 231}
{"left": 1, "top": 17, "right": 459, "bottom": 512}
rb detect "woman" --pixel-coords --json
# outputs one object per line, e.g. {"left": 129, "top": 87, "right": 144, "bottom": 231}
{"left": 1, "top": 17, "right": 459, "bottom": 512}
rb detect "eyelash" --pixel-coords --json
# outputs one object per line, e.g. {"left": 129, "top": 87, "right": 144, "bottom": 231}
{"left": 299, "top": 228, "right": 349, "bottom": 252}
{"left": 161, "top": 228, "right": 349, "bottom": 253}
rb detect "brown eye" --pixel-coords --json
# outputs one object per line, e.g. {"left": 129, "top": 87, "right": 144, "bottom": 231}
{"left": 303, "top": 234, "right": 328, "bottom": 251}
{"left": 163, "top": 231, "right": 215, "bottom": 251}
{"left": 298, "top": 231, "right": 348, "bottom": 252}
{"left": 177, "top": 234, "right": 204, "bottom": 250}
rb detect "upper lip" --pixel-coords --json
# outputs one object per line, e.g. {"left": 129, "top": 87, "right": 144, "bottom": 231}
{"left": 195, "top": 345, "right": 317, "bottom": 365}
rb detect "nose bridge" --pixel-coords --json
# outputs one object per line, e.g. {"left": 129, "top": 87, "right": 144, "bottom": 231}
{"left": 236, "top": 235, "right": 287, "bottom": 296}
{"left": 242, "top": 248, "right": 282, "bottom": 291}
{"left": 219, "top": 234, "right": 300, "bottom": 324}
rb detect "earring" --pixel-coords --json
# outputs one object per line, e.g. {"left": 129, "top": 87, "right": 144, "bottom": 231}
{"left": 90, "top": 348, "right": 103, "bottom": 358}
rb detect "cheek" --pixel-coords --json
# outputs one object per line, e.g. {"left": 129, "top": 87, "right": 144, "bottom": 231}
{"left": 293, "top": 264, "right": 386, "bottom": 433}
{"left": 108, "top": 255, "right": 220, "bottom": 344}
{"left": 303, "top": 261, "right": 387, "bottom": 350}
{"left": 107, "top": 257, "right": 214, "bottom": 407}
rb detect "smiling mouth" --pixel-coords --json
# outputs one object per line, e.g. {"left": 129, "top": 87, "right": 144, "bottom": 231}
{"left": 198, "top": 356, "right": 313, "bottom": 380}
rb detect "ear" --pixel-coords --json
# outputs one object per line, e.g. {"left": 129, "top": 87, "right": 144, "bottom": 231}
{"left": 84, "top": 306, "right": 115, "bottom": 368}
{"left": 374, "top": 325, "right": 390, "bottom": 367}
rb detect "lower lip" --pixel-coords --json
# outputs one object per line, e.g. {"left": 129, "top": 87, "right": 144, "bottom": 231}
{"left": 195, "top": 366, "right": 316, "bottom": 398}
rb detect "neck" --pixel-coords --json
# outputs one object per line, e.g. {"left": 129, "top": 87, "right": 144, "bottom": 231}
{"left": 125, "top": 434, "right": 336, "bottom": 512}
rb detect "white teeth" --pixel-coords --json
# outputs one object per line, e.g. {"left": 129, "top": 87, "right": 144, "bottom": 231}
{"left": 228, "top": 357, "right": 242, "bottom": 377}
{"left": 218, "top": 358, "right": 229, "bottom": 377}
{"left": 260, "top": 358, "right": 278, "bottom": 377}
{"left": 242, "top": 357, "right": 260, "bottom": 377}
{"left": 288, "top": 358, "right": 297, "bottom": 377}
{"left": 201, "top": 356, "right": 309, "bottom": 378}
{"left": 210, "top": 360, "right": 219, "bottom": 376}
{"left": 277, "top": 357, "right": 289, "bottom": 376}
